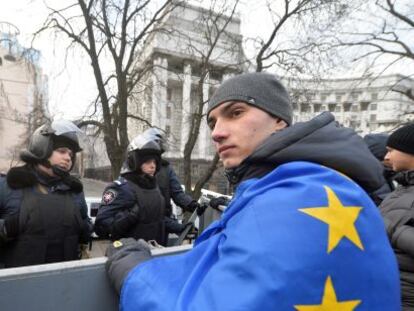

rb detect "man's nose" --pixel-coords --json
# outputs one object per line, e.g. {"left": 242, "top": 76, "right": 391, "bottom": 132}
{"left": 211, "top": 119, "right": 228, "bottom": 143}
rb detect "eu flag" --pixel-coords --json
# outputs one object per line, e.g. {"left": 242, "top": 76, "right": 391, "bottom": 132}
{"left": 121, "top": 161, "right": 401, "bottom": 310}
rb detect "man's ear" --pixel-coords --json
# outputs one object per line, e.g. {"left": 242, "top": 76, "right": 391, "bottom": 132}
{"left": 274, "top": 118, "right": 288, "bottom": 131}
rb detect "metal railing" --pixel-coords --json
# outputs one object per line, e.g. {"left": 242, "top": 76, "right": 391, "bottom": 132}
{"left": 0, "top": 244, "right": 192, "bottom": 311}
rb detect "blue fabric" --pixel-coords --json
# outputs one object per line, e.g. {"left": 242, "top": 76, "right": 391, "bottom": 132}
{"left": 121, "top": 161, "right": 401, "bottom": 311}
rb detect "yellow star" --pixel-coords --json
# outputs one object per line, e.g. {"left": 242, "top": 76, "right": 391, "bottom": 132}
{"left": 295, "top": 276, "right": 361, "bottom": 311}
{"left": 299, "top": 186, "right": 363, "bottom": 253}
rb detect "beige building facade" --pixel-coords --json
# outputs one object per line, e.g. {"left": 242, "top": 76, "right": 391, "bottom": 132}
{"left": 0, "top": 34, "right": 48, "bottom": 172}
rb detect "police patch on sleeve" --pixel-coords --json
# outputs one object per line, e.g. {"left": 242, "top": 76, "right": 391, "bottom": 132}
{"left": 102, "top": 189, "right": 117, "bottom": 205}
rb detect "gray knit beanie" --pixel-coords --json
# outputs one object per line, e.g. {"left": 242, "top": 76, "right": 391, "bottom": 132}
{"left": 207, "top": 72, "right": 293, "bottom": 125}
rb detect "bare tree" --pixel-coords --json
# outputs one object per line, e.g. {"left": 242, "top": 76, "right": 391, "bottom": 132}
{"left": 333, "top": 0, "right": 414, "bottom": 101}
{"left": 35, "top": 0, "right": 176, "bottom": 178}
{"left": 178, "top": 0, "right": 244, "bottom": 198}
{"left": 249, "top": 0, "right": 351, "bottom": 76}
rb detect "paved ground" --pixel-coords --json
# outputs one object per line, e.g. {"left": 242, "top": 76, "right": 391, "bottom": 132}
{"left": 87, "top": 240, "right": 110, "bottom": 258}
{"left": 81, "top": 177, "right": 108, "bottom": 197}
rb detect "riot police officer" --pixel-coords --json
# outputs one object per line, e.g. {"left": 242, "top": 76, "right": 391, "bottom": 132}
{"left": 141, "top": 128, "right": 202, "bottom": 235}
{"left": 143, "top": 128, "right": 200, "bottom": 213}
{"left": 0, "top": 120, "right": 92, "bottom": 268}
{"left": 94, "top": 133, "right": 165, "bottom": 244}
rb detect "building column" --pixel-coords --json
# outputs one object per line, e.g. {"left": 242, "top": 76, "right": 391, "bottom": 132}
{"left": 151, "top": 57, "right": 168, "bottom": 129}
{"left": 199, "top": 72, "right": 210, "bottom": 158}
{"left": 180, "top": 63, "right": 192, "bottom": 155}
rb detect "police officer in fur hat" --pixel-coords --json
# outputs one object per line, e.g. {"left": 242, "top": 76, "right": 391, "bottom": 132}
{"left": 94, "top": 133, "right": 166, "bottom": 245}
{"left": 0, "top": 120, "right": 92, "bottom": 268}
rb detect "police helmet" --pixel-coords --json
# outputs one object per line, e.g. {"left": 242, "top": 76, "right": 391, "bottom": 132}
{"left": 124, "top": 133, "right": 162, "bottom": 173}
{"left": 20, "top": 120, "right": 83, "bottom": 167}
{"left": 142, "top": 127, "right": 167, "bottom": 153}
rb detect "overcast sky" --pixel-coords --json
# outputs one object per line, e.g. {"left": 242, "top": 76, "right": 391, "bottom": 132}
{"left": 0, "top": 0, "right": 276, "bottom": 120}
{"left": 0, "top": 1, "right": 411, "bottom": 120}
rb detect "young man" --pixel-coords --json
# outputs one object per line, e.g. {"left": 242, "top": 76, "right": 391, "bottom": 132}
{"left": 0, "top": 120, "right": 92, "bottom": 268}
{"left": 106, "top": 72, "right": 400, "bottom": 310}
{"left": 379, "top": 123, "right": 414, "bottom": 310}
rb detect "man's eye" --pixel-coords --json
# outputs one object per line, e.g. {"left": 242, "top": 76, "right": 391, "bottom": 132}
{"left": 231, "top": 109, "right": 243, "bottom": 117}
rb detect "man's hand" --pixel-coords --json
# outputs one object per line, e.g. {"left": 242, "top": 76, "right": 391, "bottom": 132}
{"left": 186, "top": 201, "right": 200, "bottom": 213}
{"left": 105, "top": 238, "right": 152, "bottom": 294}
{"left": 209, "top": 196, "right": 229, "bottom": 210}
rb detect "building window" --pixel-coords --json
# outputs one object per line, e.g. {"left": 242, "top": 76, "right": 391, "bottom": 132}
{"left": 0, "top": 57, "right": 2, "bottom": 66}
{"left": 321, "top": 93, "right": 329, "bottom": 102}
{"left": 328, "top": 103, "right": 336, "bottom": 112}
{"left": 165, "top": 125, "right": 171, "bottom": 138}
{"left": 370, "top": 114, "right": 377, "bottom": 122}
{"left": 314, "top": 104, "right": 321, "bottom": 113}
{"left": 371, "top": 93, "right": 378, "bottom": 100}
{"left": 191, "top": 163, "right": 199, "bottom": 176}
{"left": 300, "top": 103, "right": 310, "bottom": 113}
{"left": 167, "top": 87, "right": 172, "bottom": 101}
{"left": 360, "top": 102, "right": 370, "bottom": 111}
{"left": 349, "top": 121, "right": 360, "bottom": 129}
{"left": 166, "top": 104, "right": 172, "bottom": 119}
{"left": 343, "top": 103, "right": 352, "bottom": 112}
{"left": 351, "top": 92, "right": 360, "bottom": 101}
{"left": 370, "top": 103, "right": 377, "bottom": 111}
{"left": 351, "top": 104, "right": 359, "bottom": 112}
{"left": 210, "top": 70, "right": 222, "bottom": 81}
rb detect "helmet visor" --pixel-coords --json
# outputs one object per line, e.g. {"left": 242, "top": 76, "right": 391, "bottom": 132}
{"left": 51, "top": 119, "right": 83, "bottom": 136}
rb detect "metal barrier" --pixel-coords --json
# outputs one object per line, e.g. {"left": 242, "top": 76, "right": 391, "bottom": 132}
{"left": 0, "top": 244, "right": 192, "bottom": 311}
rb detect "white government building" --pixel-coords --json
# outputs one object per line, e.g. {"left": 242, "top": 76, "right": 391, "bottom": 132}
{"left": 126, "top": 2, "right": 413, "bottom": 164}
{"left": 127, "top": 2, "right": 248, "bottom": 163}
{"left": 284, "top": 74, "right": 414, "bottom": 134}
{"left": 82, "top": 2, "right": 413, "bottom": 191}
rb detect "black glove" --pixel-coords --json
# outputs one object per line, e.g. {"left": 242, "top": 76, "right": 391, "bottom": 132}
{"left": 164, "top": 217, "right": 186, "bottom": 234}
{"left": 105, "top": 238, "right": 152, "bottom": 294}
{"left": 4, "top": 213, "right": 20, "bottom": 238}
{"left": 196, "top": 203, "right": 208, "bottom": 216}
{"left": 186, "top": 201, "right": 200, "bottom": 213}
{"left": 209, "top": 196, "right": 229, "bottom": 210}
{"left": 187, "top": 201, "right": 207, "bottom": 216}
